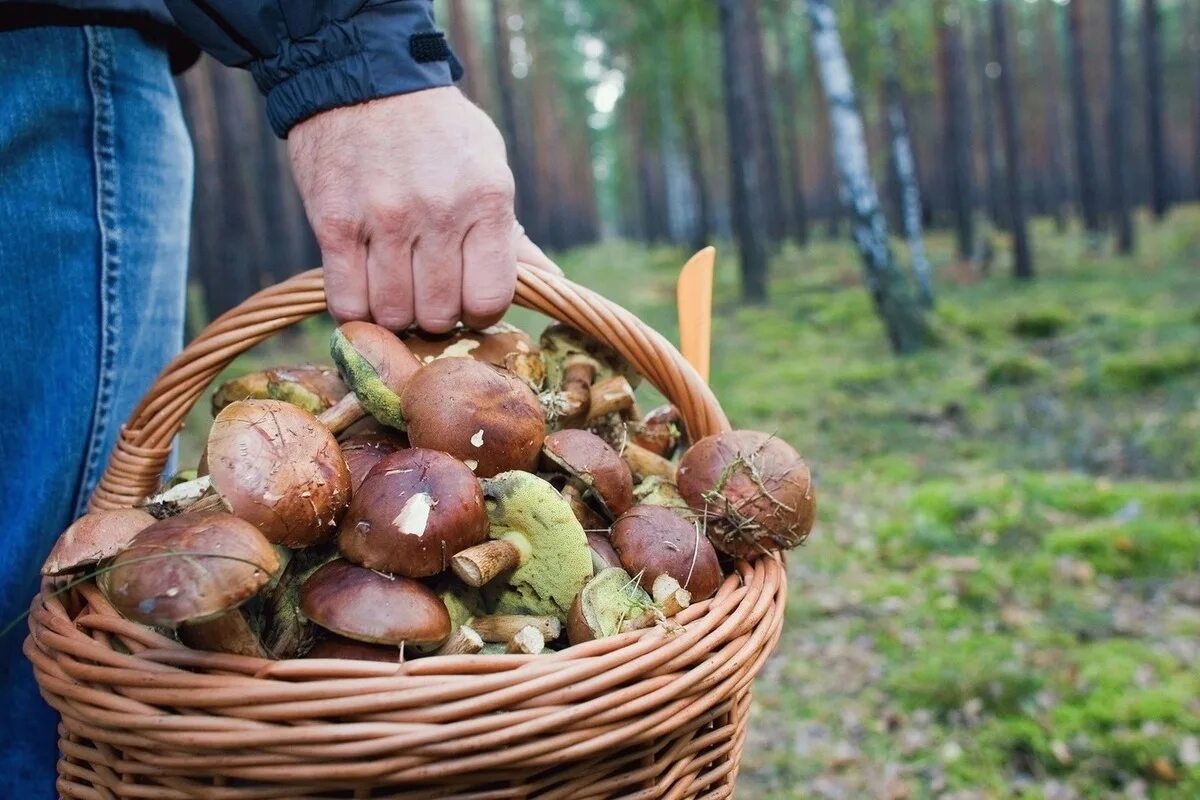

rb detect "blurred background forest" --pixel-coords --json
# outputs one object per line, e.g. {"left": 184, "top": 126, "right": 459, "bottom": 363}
{"left": 176, "top": 1, "right": 1200, "bottom": 797}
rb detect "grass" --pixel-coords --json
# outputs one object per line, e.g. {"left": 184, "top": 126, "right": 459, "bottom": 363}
{"left": 179, "top": 207, "right": 1200, "bottom": 798}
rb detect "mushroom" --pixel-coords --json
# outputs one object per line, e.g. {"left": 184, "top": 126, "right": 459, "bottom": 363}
{"left": 305, "top": 635, "right": 402, "bottom": 663}
{"left": 141, "top": 475, "right": 213, "bottom": 518}
{"left": 562, "top": 483, "right": 608, "bottom": 531}
{"left": 470, "top": 614, "right": 561, "bottom": 643}
{"left": 450, "top": 471, "right": 593, "bottom": 619}
{"left": 586, "top": 531, "right": 621, "bottom": 573}
{"left": 620, "top": 440, "right": 677, "bottom": 482}
{"left": 610, "top": 504, "right": 722, "bottom": 601}
{"left": 338, "top": 429, "right": 408, "bottom": 493}
{"left": 338, "top": 448, "right": 489, "bottom": 577}
{"left": 99, "top": 512, "right": 280, "bottom": 628}
{"left": 401, "top": 358, "right": 544, "bottom": 478}
{"left": 566, "top": 567, "right": 658, "bottom": 645}
{"left": 626, "top": 404, "right": 684, "bottom": 459}
{"left": 651, "top": 574, "right": 692, "bottom": 618}
{"left": 632, "top": 476, "right": 689, "bottom": 510}
{"left": 299, "top": 560, "right": 451, "bottom": 646}
{"left": 178, "top": 609, "right": 266, "bottom": 657}
{"left": 677, "top": 430, "right": 817, "bottom": 557}
{"left": 539, "top": 324, "right": 641, "bottom": 427}
{"left": 320, "top": 321, "right": 422, "bottom": 433}
{"left": 541, "top": 429, "right": 634, "bottom": 518}
{"left": 432, "top": 625, "right": 485, "bottom": 656}
{"left": 41, "top": 508, "right": 155, "bottom": 576}
{"left": 403, "top": 322, "right": 546, "bottom": 390}
{"left": 257, "top": 545, "right": 337, "bottom": 659}
{"left": 206, "top": 399, "right": 351, "bottom": 548}
{"left": 211, "top": 365, "right": 347, "bottom": 416}
{"left": 505, "top": 626, "right": 546, "bottom": 654}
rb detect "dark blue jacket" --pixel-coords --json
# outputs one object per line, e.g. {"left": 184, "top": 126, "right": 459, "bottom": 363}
{"left": 0, "top": 0, "right": 460, "bottom": 136}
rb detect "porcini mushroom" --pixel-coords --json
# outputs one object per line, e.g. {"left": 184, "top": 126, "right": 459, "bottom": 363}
{"left": 566, "top": 567, "right": 658, "bottom": 645}
{"left": 400, "top": 358, "right": 544, "bottom": 478}
{"left": 620, "top": 440, "right": 677, "bottom": 482}
{"left": 321, "top": 321, "right": 422, "bottom": 433}
{"left": 677, "top": 430, "right": 816, "bottom": 557}
{"left": 99, "top": 512, "right": 280, "bottom": 628}
{"left": 450, "top": 471, "right": 593, "bottom": 619}
{"left": 586, "top": 531, "right": 621, "bottom": 573}
{"left": 41, "top": 508, "right": 155, "bottom": 576}
{"left": 539, "top": 324, "right": 641, "bottom": 427}
{"left": 610, "top": 504, "right": 722, "bottom": 601}
{"left": 206, "top": 399, "right": 351, "bottom": 548}
{"left": 299, "top": 560, "right": 451, "bottom": 646}
{"left": 179, "top": 609, "right": 266, "bottom": 657}
{"left": 338, "top": 429, "right": 408, "bottom": 492}
{"left": 404, "top": 322, "right": 546, "bottom": 390}
{"left": 470, "top": 614, "right": 561, "bottom": 642}
{"left": 211, "top": 365, "right": 347, "bottom": 416}
{"left": 305, "top": 635, "right": 402, "bottom": 662}
{"left": 632, "top": 476, "right": 689, "bottom": 510}
{"left": 626, "top": 404, "right": 684, "bottom": 458}
{"left": 541, "top": 429, "right": 634, "bottom": 518}
{"left": 338, "top": 448, "right": 488, "bottom": 577}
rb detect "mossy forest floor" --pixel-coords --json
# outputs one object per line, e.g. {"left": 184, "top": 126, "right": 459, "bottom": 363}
{"left": 181, "top": 208, "right": 1200, "bottom": 799}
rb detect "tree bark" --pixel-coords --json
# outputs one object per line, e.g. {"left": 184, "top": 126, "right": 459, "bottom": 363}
{"left": 1107, "top": 0, "right": 1134, "bottom": 253}
{"left": 682, "top": 101, "right": 713, "bottom": 251}
{"left": 807, "top": 0, "right": 927, "bottom": 354}
{"left": 769, "top": 0, "right": 809, "bottom": 246}
{"left": 1065, "top": 0, "right": 1103, "bottom": 234}
{"left": 449, "top": 0, "right": 488, "bottom": 110}
{"left": 744, "top": 0, "right": 787, "bottom": 245}
{"left": 1038, "top": 1, "right": 1070, "bottom": 231}
{"left": 990, "top": 0, "right": 1033, "bottom": 279}
{"left": 878, "top": 10, "right": 934, "bottom": 307}
{"left": 972, "top": 7, "right": 1004, "bottom": 229}
{"left": 717, "top": 0, "right": 769, "bottom": 302}
{"left": 491, "top": 0, "right": 537, "bottom": 232}
{"left": 1142, "top": 0, "right": 1168, "bottom": 218}
{"left": 935, "top": 0, "right": 974, "bottom": 262}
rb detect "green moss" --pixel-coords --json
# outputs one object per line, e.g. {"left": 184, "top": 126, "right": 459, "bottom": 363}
{"left": 984, "top": 353, "right": 1051, "bottom": 386}
{"left": 1103, "top": 347, "right": 1200, "bottom": 389}
{"left": 886, "top": 634, "right": 1041, "bottom": 717}
{"left": 1011, "top": 307, "right": 1073, "bottom": 339}
{"left": 1045, "top": 519, "right": 1200, "bottom": 577}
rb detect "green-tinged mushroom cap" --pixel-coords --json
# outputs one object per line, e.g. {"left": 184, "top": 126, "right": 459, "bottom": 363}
{"left": 480, "top": 471, "right": 593, "bottom": 619}
{"left": 329, "top": 322, "right": 417, "bottom": 430}
{"left": 566, "top": 567, "right": 657, "bottom": 645}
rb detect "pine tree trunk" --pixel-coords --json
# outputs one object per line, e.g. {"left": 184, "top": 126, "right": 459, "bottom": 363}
{"left": 744, "top": 0, "right": 787, "bottom": 245}
{"left": 717, "top": 0, "right": 770, "bottom": 302}
{"left": 1107, "top": 0, "right": 1134, "bottom": 253}
{"left": 449, "top": 0, "right": 487, "bottom": 109}
{"left": 1038, "top": 1, "right": 1070, "bottom": 231}
{"left": 990, "top": 0, "right": 1033, "bottom": 279}
{"left": 879, "top": 12, "right": 934, "bottom": 307}
{"left": 1142, "top": 0, "right": 1168, "bottom": 218}
{"left": 769, "top": 0, "right": 809, "bottom": 246}
{"left": 807, "top": 0, "right": 927, "bottom": 354}
{"left": 972, "top": 8, "right": 1004, "bottom": 229}
{"left": 1065, "top": 0, "right": 1102, "bottom": 234}
{"left": 935, "top": 0, "right": 975, "bottom": 262}
{"left": 491, "top": 0, "right": 537, "bottom": 232}
{"left": 682, "top": 102, "right": 713, "bottom": 252}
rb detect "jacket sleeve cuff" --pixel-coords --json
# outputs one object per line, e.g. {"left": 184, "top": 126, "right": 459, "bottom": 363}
{"left": 249, "top": 2, "right": 462, "bottom": 138}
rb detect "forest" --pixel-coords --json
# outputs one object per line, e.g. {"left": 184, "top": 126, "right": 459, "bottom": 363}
{"left": 175, "top": 1, "right": 1200, "bottom": 796}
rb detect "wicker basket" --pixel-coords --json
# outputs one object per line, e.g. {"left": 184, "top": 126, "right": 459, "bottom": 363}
{"left": 26, "top": 265, "right": 788, "bottom": 799}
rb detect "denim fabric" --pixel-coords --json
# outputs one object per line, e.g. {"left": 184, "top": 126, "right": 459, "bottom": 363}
{"left": 0, "top": 25, "right": 191, "bottom": 797}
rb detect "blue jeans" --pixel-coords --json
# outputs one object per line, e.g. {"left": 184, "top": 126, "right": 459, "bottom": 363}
{"left": 0, "top": 25, "right": 192, "bottom": 797}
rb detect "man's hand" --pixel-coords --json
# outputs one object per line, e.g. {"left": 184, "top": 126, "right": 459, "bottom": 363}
{"left": 288, "top": 87, "right": 555, "bottom": 332}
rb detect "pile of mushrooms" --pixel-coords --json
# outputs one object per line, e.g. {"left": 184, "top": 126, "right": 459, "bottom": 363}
{"left": 44, "top": 318, "right": 816, "bottom": 661}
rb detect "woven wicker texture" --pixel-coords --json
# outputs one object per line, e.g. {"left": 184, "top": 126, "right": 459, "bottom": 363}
{"left": 27, "top": 266, "right": 788, "bottom": 798}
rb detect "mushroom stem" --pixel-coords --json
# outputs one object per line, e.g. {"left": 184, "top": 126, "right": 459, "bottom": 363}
{"left": 557, "top": 360, "right": 596, "bottom": 423}
{"left": 472, "top": 614, "right": 561, "bottom": 642}
{"left": 562, "top": 484, "right": 606, "bottom": 530}
{"left": 651, "top": 574, "right": 693, "bottom": 619}
{"left": 432, "top": 625, "right": 484, "bottom": 656}
{"left": 179, "top": 611, "right": 265, "bottom": 658}
{"left": 451, "top": 539, "right": 523, "bottom": 587}
{"left": 506, "top": 625, "right": 545, "bottom": 654}
{"left": 317, "top": 393, "right": 368, "bottom": 435}
{"left": 621, "top": 441, "right": 677, "bottom": 481}
{"left": 586, "top": 375, "right": 638, "bottom": 424}
{"left": 141, "top": 475, "right": 214, "bottom": 518}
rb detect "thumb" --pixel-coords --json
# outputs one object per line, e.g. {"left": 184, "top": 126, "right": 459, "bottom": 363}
{"left": 514, "top": 224, "right": 564, "bottom": 276}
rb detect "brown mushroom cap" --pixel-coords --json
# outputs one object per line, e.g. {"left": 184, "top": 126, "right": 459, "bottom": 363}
{"left": 338, "top": 448, "right": 489, "bottom": 577}
{"left": 676, "top": 430, "right": 816, "bottom": 558}
{"left": 626, "top": 404, "right": 684, "bottom": 458}
{"left": 329, "top": 321, "right": 422, "bottom": 429}
{"left": 42, "top": 508, "right": 155, "bottom": 576}
{"left": 611, "top": 505, "right": 722, "bottom": 600}
{"left": 299, "top": 560, "right": 451, "bottom": 645}
{"left": 404, "top": 323, "right": 545, "bottom": 390}
{"left": 99, "top": 512, "right": 280, "bottom": 628}
{"left": 401, "top": 358, "right": 544, "bottom": 478}
{"left": 212, "top": 365, "right": 346, "bottom": 416}
{"left": 542, "top": 429, "right": 634, "bottom": 517}
{"left": 207, "top": 399, "right": 352, "bottom": 548}
{"left": 305, "top": 635, "right": 401, "bottom": 662}
{"left": 338, "top": 429, "right": 408, "bottom": 492}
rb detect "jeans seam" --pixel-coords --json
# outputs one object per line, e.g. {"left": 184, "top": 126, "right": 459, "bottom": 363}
{"left": 74, "top": 26, "right": 120, "bottom": 518}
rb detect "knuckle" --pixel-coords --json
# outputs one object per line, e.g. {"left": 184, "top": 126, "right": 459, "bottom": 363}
{"left": 370, "top": 202, "right": 417, "bottom": 237}
{"left": 465, "top": 288, "right": 514, "bottom": 320}
{"left": 314, "top": 212, "right": 364, "bottom": 249}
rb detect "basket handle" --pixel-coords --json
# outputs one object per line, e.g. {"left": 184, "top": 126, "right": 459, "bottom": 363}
{"left": 90, "top": 264, "right": 730, "bottom": 511}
